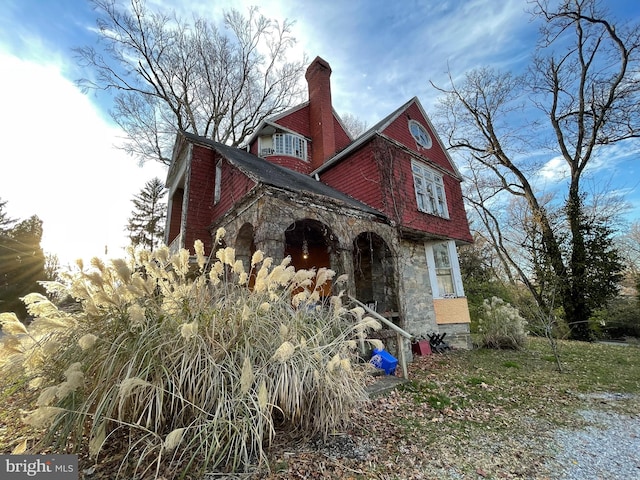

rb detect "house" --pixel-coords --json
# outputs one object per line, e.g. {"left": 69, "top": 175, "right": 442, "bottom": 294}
{"left": 164, "top": 56, "right": 473, "bottom": 349}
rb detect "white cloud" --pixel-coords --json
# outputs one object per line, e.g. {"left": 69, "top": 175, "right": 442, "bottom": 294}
{"left": 0, "top": 52, "right": 167, "bottom": 267}
{"left": 538, "top": 156, "right": 569, "bottom": 183}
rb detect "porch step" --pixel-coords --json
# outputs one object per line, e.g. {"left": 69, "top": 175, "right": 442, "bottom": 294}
{"left": 365, "top": 372, "right": 409, "bottom": 398}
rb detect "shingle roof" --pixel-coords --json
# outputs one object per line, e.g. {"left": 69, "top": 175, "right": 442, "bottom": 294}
{"left": 180, "top": 131, "right": 385, "bottom": 218}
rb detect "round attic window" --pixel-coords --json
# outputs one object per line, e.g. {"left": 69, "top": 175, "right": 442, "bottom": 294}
{"left": 409, "top": 120, "right": 432, "bottom": 149}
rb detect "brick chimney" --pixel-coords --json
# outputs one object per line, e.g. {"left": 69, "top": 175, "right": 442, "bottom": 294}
{"left": 306, "top": 57, "right": 336, "bottom": 170}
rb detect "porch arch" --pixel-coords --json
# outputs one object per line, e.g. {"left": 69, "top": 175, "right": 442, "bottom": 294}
{"left": 235, "top": 223, "right": 256, "bottom": 272}
{"left": 353, "top": 231, "right": 398, "bottom": 315}
{"left": 284, "top": 219, "right": 339, "bottom": 298}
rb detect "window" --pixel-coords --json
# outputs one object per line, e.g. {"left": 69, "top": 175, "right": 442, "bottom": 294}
{"left": 433, "top": 242, "right": 454, "bottom": 296}
{"left": 273, "top": 133, "right": 308, "bottom": 161}
{"left": 411, "top": 160, "right": 448, "bottom": 218}
{"left": 214, "top": 160, "right": 222, "bottom": 204}
{"left": 409, "top": 120, "right": 432, "bottom": 149}
{"left": 426, "top": 241, "right": 464, "bottom": 298}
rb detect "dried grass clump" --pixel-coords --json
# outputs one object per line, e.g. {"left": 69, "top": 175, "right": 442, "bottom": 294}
{"left": 0, "top": 231, "right": 380, "bottom": 479}
{"left": 476, "top": 296, "right": 529, "bottom": 350}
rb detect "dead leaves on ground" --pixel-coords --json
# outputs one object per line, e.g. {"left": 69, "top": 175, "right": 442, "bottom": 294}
{"left": 259, "top": 340, "right": 635, "bottom": 479}
{"left": 3, "top": 339, "right": 638, "bottom": 479}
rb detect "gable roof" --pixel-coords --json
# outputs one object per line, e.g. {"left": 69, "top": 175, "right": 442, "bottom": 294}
{"left": 242, "top": 102, "right": 353, "bottom": 148}
{"left": 308, "top": 97, "right": 414, "bottom": 176}
{"left": 179, "top": 131, "right": 385, "bottom": 219}
{"left": 242, "top": 102, "right": 312, "bottom": 147}
{"left": 310, "top": 97, "right": 463, "bottom": 179}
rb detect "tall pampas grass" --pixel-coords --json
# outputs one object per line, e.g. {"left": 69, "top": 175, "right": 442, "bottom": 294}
{"left": 0, "top": 228, "right": 381, "bottom": 478}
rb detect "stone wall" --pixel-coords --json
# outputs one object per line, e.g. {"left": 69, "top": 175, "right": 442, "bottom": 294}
{"left": 395, "top": 239, "right": 438, "bottom": 338}
{"left": 436, "top": 323, "right": 472, "bottom": 350}
{"left": 214, "top": 188, "right": 398, "bottom": 296}
{"left": 210, "top": 187, "right": 472, "bottom": 355}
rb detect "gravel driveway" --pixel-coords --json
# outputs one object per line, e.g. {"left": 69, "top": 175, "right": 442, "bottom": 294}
{"left": 546, "top": 394, "right": 640, "bottom": 480}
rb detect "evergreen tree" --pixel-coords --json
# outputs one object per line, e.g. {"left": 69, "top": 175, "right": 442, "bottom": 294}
{"left": 126, "top": 177, "right": 167, "bottom": 250}
{"left": 0, "top": 210, "right": 46, "bottom": 320}
{"left": 580, "top": 215, "right": 624, "bottom": 316}
{"left": 0, "top": 197, "right": 16, "bottom": 232}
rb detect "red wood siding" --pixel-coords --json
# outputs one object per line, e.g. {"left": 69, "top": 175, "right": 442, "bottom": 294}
{"left": 395, "top": 153, "right": 472, "bottom": 242}
{"left": 248, "top": 106, "right": 350, "bottom": 175}
{"left": 276, "top": 105, "right": 311, "bottom": 138}
{"left": 381, "top": 102, "right": 457, "bottom": 175}
{"left": 248, "top": 140, "right": 311, "bottom": 173}
{"left": 333, "top": 115, "right": 351, "bottom": 151}
{"left": 167, "top": 187, "right": 183, "bottom": 244}
{"left": 210, "top": 152, "right": 256, "bottom": 226}
{"left": 184, "top": 146, "right": 257, "bottom": 254}
{"left": 263, "top": 155, "right": 311, "bottom": 174}
{"left": 321, "top": 140, "right": 472, "bottom": 243}
{"left": 184, "top": 145, "right": 216, "bottom": 253}
{"left": 320, "top": 147, "right": 384, "bottom": 210}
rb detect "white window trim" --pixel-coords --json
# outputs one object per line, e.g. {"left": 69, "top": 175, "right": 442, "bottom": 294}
{"left": 165, "top": 144, "right": 191, "bottom": 248}
{"left": 411, "top": 160, "right": 449, "bottom": 218}
{"left": 408, "top": 119, "right": 432, "bottom": 149}
{"left": 425, "top": 240, "right": 465, "bottom": 299}
{"left": 214, "top": 160, "right": 222, "bottom": 204}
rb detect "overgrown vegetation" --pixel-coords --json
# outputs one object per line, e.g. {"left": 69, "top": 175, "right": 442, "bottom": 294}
{"left": 592, "top": 297, "right": 640, "bottom": 340}
{"left": 3, "top": 334, "right": 639, "bottom": 479}
{"left": 0, "top": 229, "right": 382, "bottom": 478}
{"left": 460, "top": 235, "right": 640, "bottom": 345}
{"left": 475, "top": 296, "right": 529, "bottom": 350}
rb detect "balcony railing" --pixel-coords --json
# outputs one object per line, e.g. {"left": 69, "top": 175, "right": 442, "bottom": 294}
{"left": 260, "top": 148, "right": 274, "bottom": 156}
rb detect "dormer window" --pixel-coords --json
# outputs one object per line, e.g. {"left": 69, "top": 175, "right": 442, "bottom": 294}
{"left": 257, "top": 130, "right": 309, "bottom": 161}
{"left": 273, "top": 133, "right": 308, "bottom": 161}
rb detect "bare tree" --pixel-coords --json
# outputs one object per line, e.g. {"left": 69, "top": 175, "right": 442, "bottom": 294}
{"left": 433, "top": 0, "right": 640, "bottom": 340}
{"left": 617, "top": 221, "right": 640, "bottom": 295}
{"left": 76, "top": 0, "right": 307, "bottom": 165}
{"left": 341, "top": 113, "right": 368, "bottom": 138}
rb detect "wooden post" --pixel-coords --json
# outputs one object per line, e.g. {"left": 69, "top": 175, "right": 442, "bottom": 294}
{"left": 350, "top": 296, "right": 413, "bottom": 380}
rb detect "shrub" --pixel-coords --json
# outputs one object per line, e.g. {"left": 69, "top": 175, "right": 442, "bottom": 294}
{"left": 591, "top": 297, "right": 640, "bottom": 339}
{"left": 0, "top": 229, "right": 382, "bottom": 478}
{"left": 476, "top": 296, "right": 528, "bottom": 350}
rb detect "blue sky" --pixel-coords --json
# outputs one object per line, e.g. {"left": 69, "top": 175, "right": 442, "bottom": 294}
{"left": 1, "top": 0, "right": 638, "bottom": 266}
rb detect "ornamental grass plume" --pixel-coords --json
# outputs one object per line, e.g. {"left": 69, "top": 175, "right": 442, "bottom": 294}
{"left": 476, "top": 296, "right": 529, "bottom": 349}
{"left": 0, "top": 312, "right": 28, "bottom": 335}
{"left": 1, "top": 228, "right": 381, "bottom": 479}
{"left": 77, "top": 333, "right": 97, "bottom": 351}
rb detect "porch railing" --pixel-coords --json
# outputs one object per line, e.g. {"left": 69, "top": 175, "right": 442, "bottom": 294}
{"left": 349, "top": 296, "right": 413, "bottom": 379}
